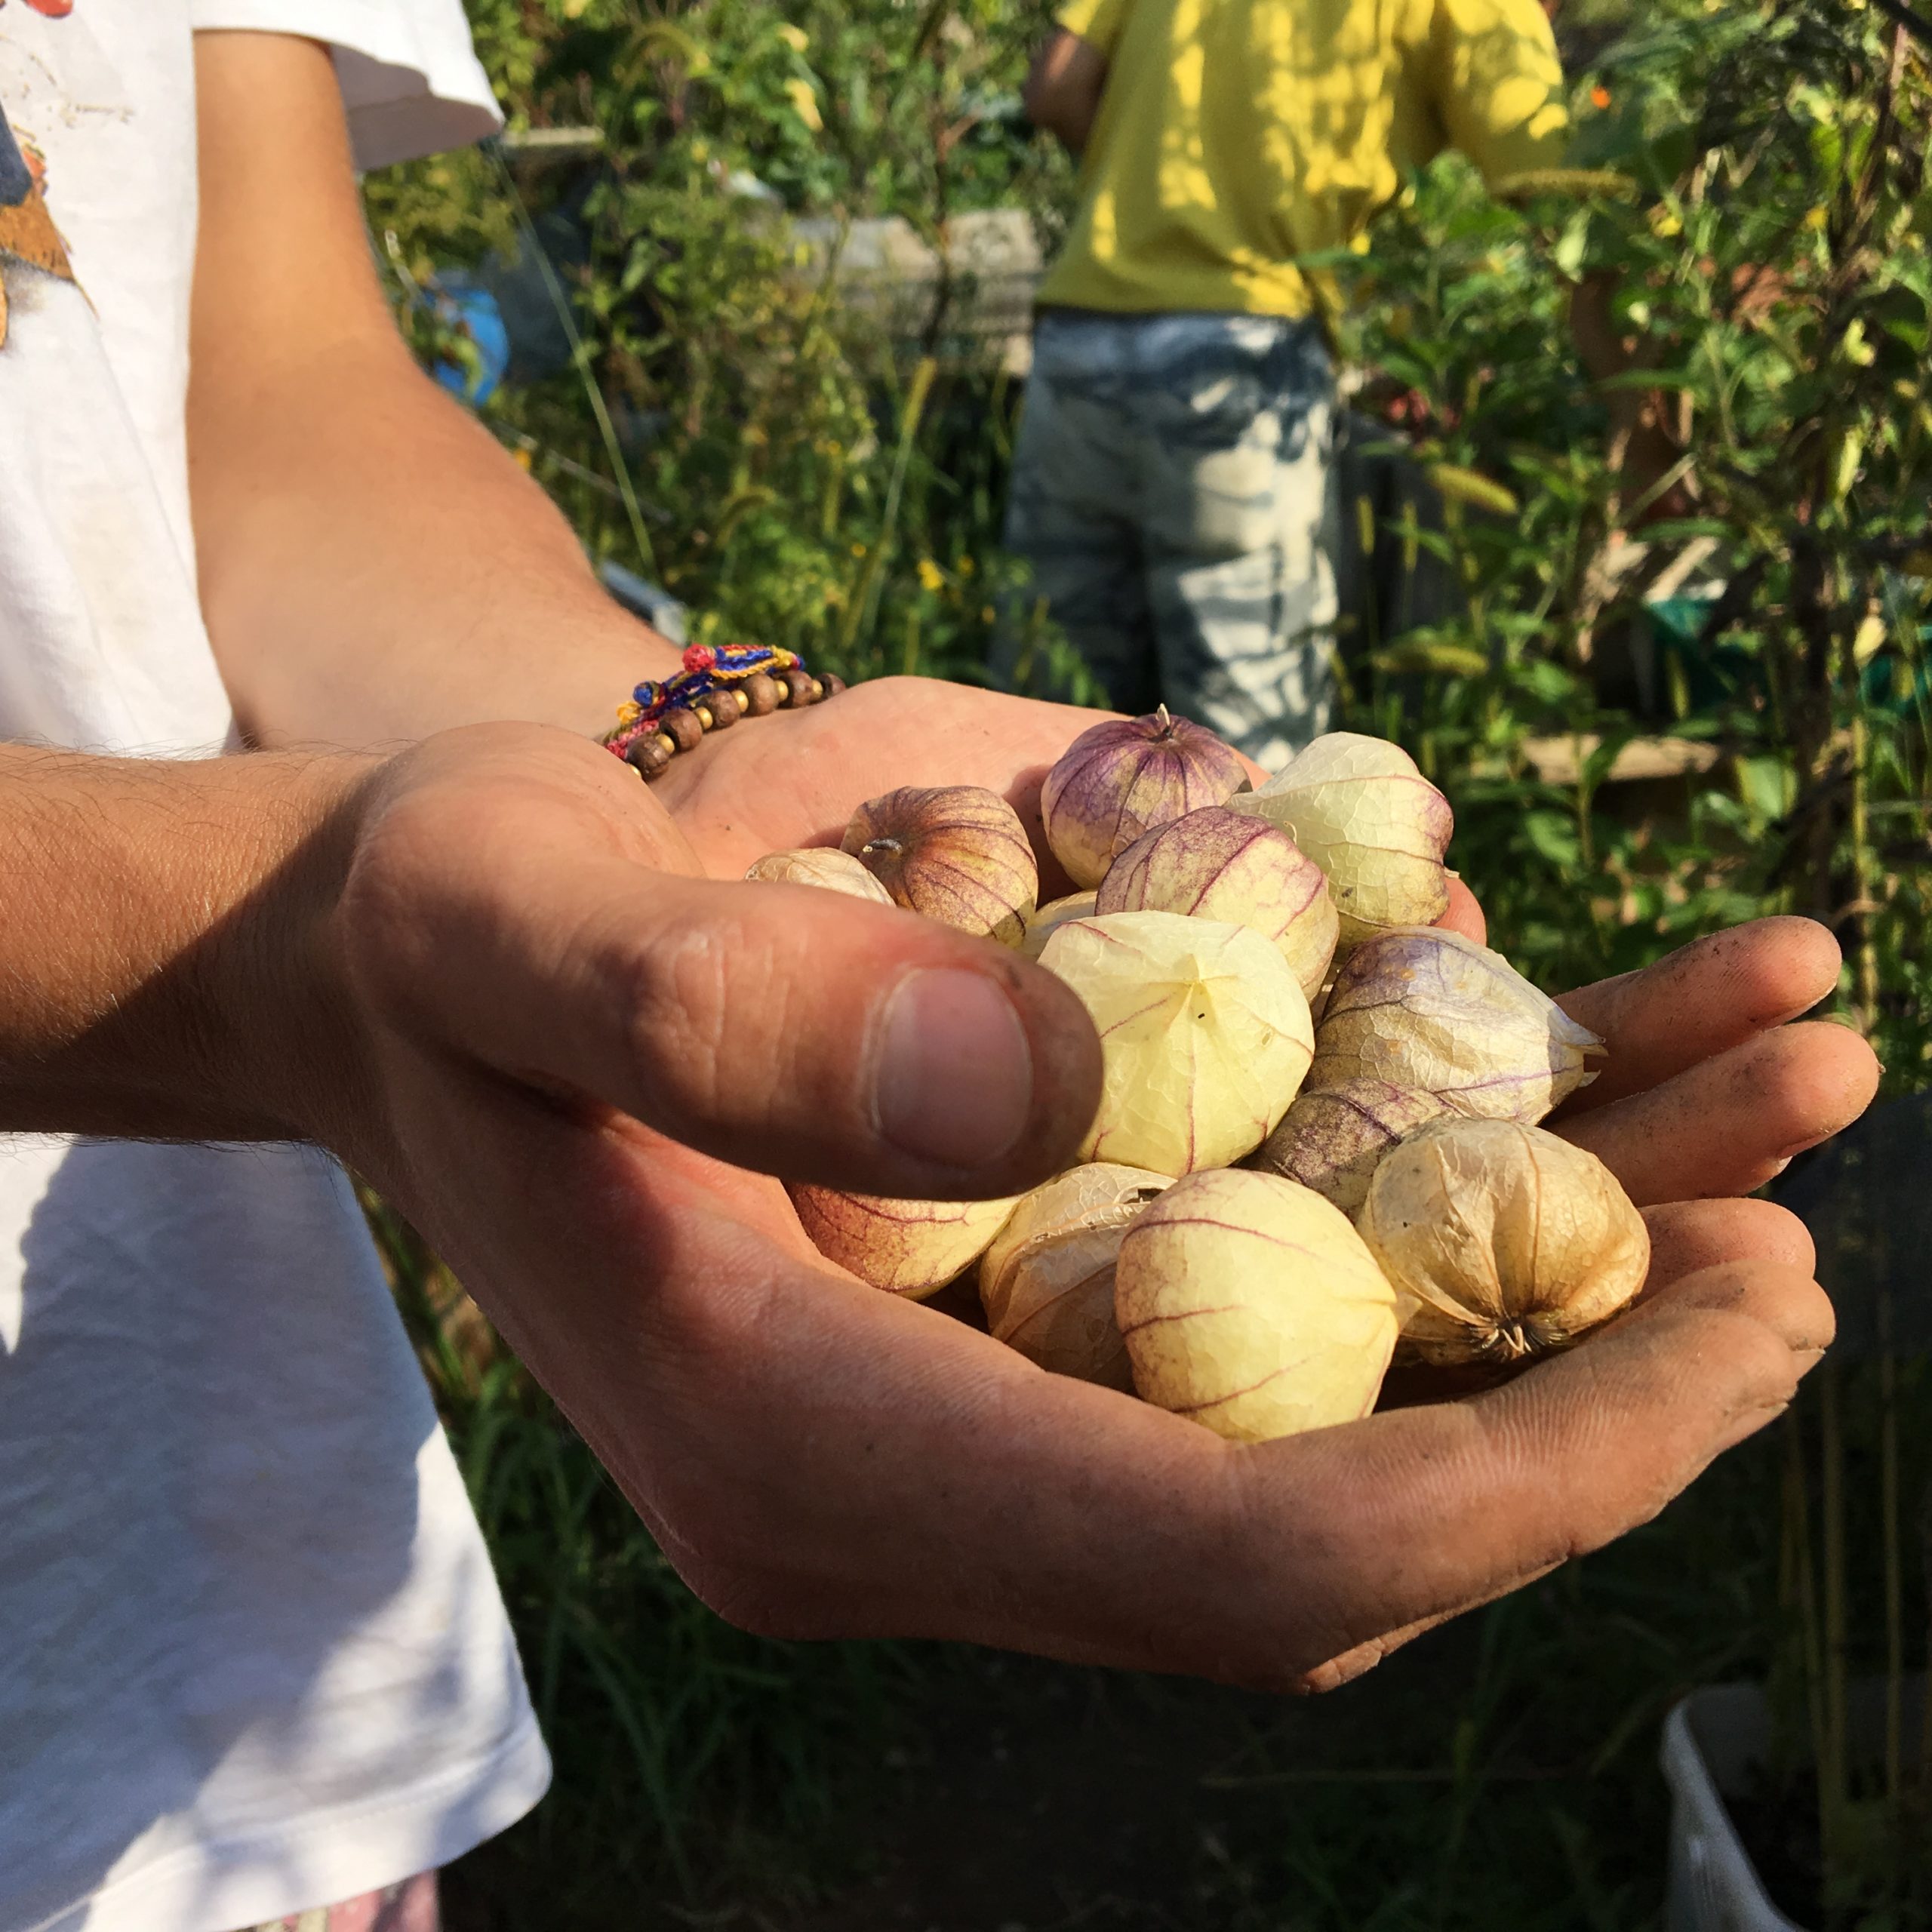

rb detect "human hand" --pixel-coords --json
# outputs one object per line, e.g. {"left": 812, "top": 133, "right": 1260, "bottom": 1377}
{"left": 650, "top": 675, "right": 1111, "bottom": 887}
{"left": 648, "top": 674, "right": 1490, "bottom": 937}
{"left": 319, "top": 726, "right": 1874, "bottom": 1687}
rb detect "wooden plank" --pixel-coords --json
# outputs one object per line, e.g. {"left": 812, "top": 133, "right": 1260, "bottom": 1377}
{"left": 1520, "top": 734, "right": 1723, "bottom": 786}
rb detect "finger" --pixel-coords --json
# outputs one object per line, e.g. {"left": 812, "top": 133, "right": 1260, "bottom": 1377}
{"left": 1438, "top": 874, "right": 1487, "bottom": 944}
{"left": 426, "top": 1051, "right": 1824, "bottom": 1691}
{"left": 1555, "top": 917, "right": 1844, "bottom": 1115}
{"left": 1300, "top": 1564, "right": 1564, "bottom": 1693}
{"left": 346, "top": 728, "right": 1103, "bottom": 1198}
{"left": 1257, "top": 1259, "right": 1827, "bottom": 1690}
{"left": 1617, "top": 1254, "right": 1834, "bottom": 1356}
{"left": 1557, "top": 1020, "right": 1878, "bottom": 1204}
{"left": 1641, "top": 1198, "right": 1817, "bottom": 1294}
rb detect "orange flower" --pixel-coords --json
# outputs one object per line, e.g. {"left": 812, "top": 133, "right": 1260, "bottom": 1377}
{"left": 1590, "top": 83, "right": 1612, "bottom": 109}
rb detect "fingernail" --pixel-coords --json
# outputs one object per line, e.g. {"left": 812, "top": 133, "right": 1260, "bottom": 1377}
{"left": 873, "top": 968, "right": 1034, "bottom": 1169}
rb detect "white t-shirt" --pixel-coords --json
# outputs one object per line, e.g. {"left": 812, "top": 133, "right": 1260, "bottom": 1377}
{"left": 0, "top": 8, "right": 551, "bottom": 1930}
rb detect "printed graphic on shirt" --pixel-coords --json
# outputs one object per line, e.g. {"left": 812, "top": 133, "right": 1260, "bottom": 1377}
{"left": 0, "top": 0, "right": 82, "bottom": 361}
{"left": 0, "top": 99, "right": 75, "bottom": 347}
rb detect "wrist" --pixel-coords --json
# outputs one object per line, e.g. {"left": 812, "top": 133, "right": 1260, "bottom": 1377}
{"left": 229, "top": 751, "right": 393, "bottom": 1158}
{"left": 0, "top": 746, "right": 384, "bottom": 1147}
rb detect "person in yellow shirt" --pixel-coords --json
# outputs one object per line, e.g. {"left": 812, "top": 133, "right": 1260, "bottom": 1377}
{"left": 1001, "top": 0, "right": 1571, "bottom": 767}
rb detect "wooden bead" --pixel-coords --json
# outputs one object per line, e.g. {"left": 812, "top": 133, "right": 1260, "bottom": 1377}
{"left": 624, "top": 735, "right": 673, "bottom": 778}
{"left": 819, "top": 672, "right": 848, "bottom": 699}
{"left": 703, "top": 688, "right": 739, "bottom": 729}
{"left": 781, "top": 668, "right": 816, "bottom": 709}
{"left": 742, "top": 672, "right": 780, "bottom": 716}
{"left": 660, "top": 706, "right": 704, "bottom": 753}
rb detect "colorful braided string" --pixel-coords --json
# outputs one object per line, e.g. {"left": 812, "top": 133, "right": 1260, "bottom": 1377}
{"left": 604, "top": 642, "right": 806, "bottom": 764}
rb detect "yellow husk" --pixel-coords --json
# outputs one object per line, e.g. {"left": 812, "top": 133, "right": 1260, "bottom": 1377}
{"left": 1018, "top": 891, "right": 1099, "bottom": 961}
{"left": 1356, "top": 1118, "right": 1649, "bottom": 1365}
{"left": 1115, "top": 1169, "right": 1398, "bottom": 1442}
{"left": 745, "top": 848, "right": 896, "bottom": 903}
{"left": 1039, "top": 912, "right": 1314, "bottom": 1174}
{"left": 790, "top": 1185, "right": 1020, "bottom": 1299}
{"left": 1230, "top": 733, "right": 1452, "bottom": 949}
{"left": 979, "top": 1163, "right": 1173, "bottom": 1387}
{"left": 1312, "top": 928, "right": 1604, "bottom": 1124}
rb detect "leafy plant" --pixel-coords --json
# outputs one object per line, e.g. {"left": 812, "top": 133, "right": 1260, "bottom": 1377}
{"left": 361, "top": 0, "right": 1932, "bottom": 1921}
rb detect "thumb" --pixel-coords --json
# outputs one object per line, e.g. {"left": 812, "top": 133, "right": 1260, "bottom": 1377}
{"left": 342, "top": 737, "right": 1103, "bottom": 1200}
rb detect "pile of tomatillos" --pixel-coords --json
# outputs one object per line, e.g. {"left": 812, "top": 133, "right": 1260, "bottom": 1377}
{"left": 745, "top": 711, "right": 1645, "bottom": 1443}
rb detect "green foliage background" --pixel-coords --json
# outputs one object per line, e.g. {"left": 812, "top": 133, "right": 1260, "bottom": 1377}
{"left": 362, "top": 1, "right": 1932, "bottom": 1924}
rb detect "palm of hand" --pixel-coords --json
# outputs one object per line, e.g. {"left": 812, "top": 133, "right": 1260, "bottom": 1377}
{"left": 654, "top": 676, "right": 1095, "bottom": 880}
{"left": 350, "top": 713, "right": 1875, "bottom": 1689}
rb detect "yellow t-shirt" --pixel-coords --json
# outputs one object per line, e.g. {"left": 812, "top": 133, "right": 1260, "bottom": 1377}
{"left": 1038, "top": 0, "right": 1570, "bottom": 318}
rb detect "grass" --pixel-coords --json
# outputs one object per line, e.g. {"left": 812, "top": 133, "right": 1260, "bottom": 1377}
{"left": 370, "top": 1194, "right": 1930, "bottom": 1932}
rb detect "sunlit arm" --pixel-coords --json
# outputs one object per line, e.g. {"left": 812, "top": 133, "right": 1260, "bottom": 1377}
{"left": 186, "top": 32, "right": 680, "bottom": 752}
{"left": 1023, "top": 29, "right": 1109, "bottom": 157}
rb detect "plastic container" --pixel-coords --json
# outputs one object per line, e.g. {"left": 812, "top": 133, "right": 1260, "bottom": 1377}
{"left": 1660, "top": 1684, "right": 1802, "bottom": 1932}
{"left": 1660, "top": 1676, "right": 1927, "bottom": 1932}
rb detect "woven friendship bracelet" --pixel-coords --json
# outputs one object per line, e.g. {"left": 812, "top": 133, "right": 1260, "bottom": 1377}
{"left": 602, "top": 642, "right": 845, "bottom": 780}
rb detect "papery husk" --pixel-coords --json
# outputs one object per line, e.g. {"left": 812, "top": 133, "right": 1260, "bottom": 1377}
{"left": 979, "top": 1163, "right": 1174, "bottom": 1388}
{"left": 1041, "top": 708, "right": 1249, "bottom": 890}
{"left": 1247, "top": 1078, "right": 1448, "bottom": 1215}
{"left": 1229, "top": 733, "right": 1452, "bottom": 951}
{"left": 1356, "top": 1118, "right": 1649, "bottom": 1366}
{"left": 1312, "top": 928, "right": 1604, "bottom": 1124}
{"left": 1115, "top": 1169, "right": 1398, "bottom": 1442}
{"left": 1094, "top": 806, "right": 1339, "bottom": 999}
{"left": 745, "top": 847, "right": 896, "bottom": 903}
{"left": 842, "top": 786, "right": 1038, "bottom": 946}
{"left": 1039, "top": 912, "right": 1314, "bottom": 1174}
{"left": 790, "top": 1185, "right": 1020, "bottom": 1300}
{"left": 1018, "top": 891, "right": 1099, "bottom": 961}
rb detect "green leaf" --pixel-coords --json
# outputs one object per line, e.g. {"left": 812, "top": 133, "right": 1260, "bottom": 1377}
{"left": 1371, "top": 637, "right": 1492, "bottom": 678}
{"left": 1522, "top": 810, "right": 1583, "bottom": 868}
{"left": 1426, "top": 463, "right": 1521, "bottom": 515}
{"left": 1591, "top": 368, "right": 1705, "bottom": 394}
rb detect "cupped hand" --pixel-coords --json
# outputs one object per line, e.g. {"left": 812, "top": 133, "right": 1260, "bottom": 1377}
{"left": 650, "top": 674, "right": 1491, "bottom": 940}
{"left": 315, "top": 720, "right": 1876, "bottom": 1687}
{"left": 650, "top": 675, "right": 1113, "bottom": 888}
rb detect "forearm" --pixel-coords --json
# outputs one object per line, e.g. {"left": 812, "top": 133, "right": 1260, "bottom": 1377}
{"left": 1023, "top": 29, "right": 1108, "bottom": 156}
{"left": 186, "top": 32, "right": 679, "bottom": 753}
{"left": 0, "top": 744, "right": 365, "bottom": 1141}
{"left": 190, "top": 340, "right": 679, "bottom": 749}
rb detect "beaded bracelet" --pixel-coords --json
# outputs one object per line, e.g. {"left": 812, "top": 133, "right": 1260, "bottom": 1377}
{"left": 602, "top": 642, "right": 845, "bottom": 780}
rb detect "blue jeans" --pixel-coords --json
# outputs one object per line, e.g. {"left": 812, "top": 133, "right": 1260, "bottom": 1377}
{"left": 999, "top": 309, "right": 1340, "bottom": 771}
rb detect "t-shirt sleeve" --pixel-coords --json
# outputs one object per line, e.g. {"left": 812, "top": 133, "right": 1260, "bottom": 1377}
{"left": 189, "top": 0, "right": 503, "bottom": 171}
{"left": 1055, "top": 0, "right": 1131, "bottom": 58}
{"left": 1427, "top": 0, "right": 1570, "bottom": 184}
